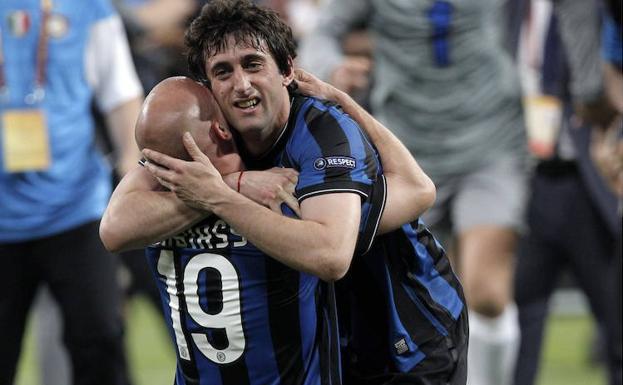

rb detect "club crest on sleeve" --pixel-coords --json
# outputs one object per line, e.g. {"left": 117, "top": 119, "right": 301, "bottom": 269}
{"left": 313, "top": 156, "right": 356, "bottom": 170}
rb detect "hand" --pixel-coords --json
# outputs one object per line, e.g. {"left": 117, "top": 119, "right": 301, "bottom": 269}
{"left": 235, "top": 168, "right": 301, "bottom": 217}
{"left": 329, "top": 56, "right": 371, "bottom": 95}
{"left": 142, "top": 132, "right": 231, "bottom": 211}
{"left": 294, "top": 68, "right": 336, "bottom": 101}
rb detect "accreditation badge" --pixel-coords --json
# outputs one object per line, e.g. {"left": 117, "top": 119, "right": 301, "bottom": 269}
{"left": 523, "top": 95, "right": 563, "bottom": 159}
{"left": 2, "top": 109, "right": 51, "bottom": 172}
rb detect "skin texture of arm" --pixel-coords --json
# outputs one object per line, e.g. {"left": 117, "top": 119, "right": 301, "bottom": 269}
{"left": 100, "top": 165, "right": 206, "bottom": 252}
{"left": 142, "top": 132, "right": 360, "bottom": 281}
{"left": 294, "top": 69, "right": 436, "bottom": 233}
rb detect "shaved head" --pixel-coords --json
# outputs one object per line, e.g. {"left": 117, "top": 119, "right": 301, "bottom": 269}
{"left": 136, "top": 76, "right": 223, "bottom": 160}
{"left": 135, "top": 76, "right": 242, "bottom": 174}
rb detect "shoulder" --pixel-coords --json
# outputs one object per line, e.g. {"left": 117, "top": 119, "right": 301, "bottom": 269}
{"left": 289, "top": 95, "right": 362, "bottom": 145}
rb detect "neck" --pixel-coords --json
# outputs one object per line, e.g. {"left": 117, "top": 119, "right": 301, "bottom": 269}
{"left": 242, "top": 89, "right": 291, "bottom": 157}
{"left": 214, "top": 153, "right": 245, "bottom": 175}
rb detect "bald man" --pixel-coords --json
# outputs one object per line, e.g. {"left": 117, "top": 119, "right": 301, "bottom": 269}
{"left": 134, "top": 76, "right": 241, "bottom": 174}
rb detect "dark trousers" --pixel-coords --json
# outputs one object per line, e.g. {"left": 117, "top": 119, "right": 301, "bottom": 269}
{"left": 0, "top": 221, "right": 128, "bottom": 385}
{"left": 513, "top": 168, "right": 622, "bottom": 385}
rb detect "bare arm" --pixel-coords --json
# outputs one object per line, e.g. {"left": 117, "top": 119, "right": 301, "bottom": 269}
{"left": 295, "top": 69, "right": 436, "bottom": 233}
{"left": 100, "top": 163, "right": 299, "bottom": 252}
{"left": 100, "top": 165, "right": 205, "bottom": 252}
{"left": 142, "top": 133, "right": 360, "bottom": 281}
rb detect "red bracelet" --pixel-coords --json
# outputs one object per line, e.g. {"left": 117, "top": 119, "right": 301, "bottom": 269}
{"left": 237, "top": 170, "right": 245, "bottom": 193}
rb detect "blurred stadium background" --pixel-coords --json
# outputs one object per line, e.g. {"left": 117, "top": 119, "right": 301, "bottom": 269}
{"left": 15, "top": 288, "right": 607, "bottom": 385}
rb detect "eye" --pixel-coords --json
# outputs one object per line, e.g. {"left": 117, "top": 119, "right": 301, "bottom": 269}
{"left": 212, "top": 67, "right": 231, "bottom": 80}
{"left": 246, "top": 61, "right": 263, "bottom": 71}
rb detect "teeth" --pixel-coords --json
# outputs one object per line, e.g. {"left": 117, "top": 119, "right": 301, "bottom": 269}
{"left": 237, "top": 99, "right": 258, "bottom": 108}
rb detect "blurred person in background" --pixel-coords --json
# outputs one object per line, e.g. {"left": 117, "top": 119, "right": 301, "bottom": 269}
{"left": 30, "top": 2, "right": 192, "bottom": 384}
{"left": 114, "top": 0, "right": 200, "bottom": 92}
{"left": 0, "top": 0, "right": 143, "bottom": 384}
{"left": 513, "top": 1, "right": 622, "bottom": 384}
{"left": 298, "top": 1, "right": 529, "bottom": 385}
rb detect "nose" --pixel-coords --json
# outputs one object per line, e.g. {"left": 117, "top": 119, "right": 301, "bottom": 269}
{"left": 232, "top": 69, "right": 252, "bottom": 96}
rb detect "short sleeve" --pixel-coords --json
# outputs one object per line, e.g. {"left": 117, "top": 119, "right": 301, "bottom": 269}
{"left": 287, "top": 99, "right": 380, "bottom": 202}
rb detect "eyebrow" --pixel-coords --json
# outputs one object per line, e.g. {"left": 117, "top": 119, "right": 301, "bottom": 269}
{"left": 241, "top": 52, "right": 266, "bottom": 63}
{"left": 210, "top": 61, "right": 230, "bottom": 75}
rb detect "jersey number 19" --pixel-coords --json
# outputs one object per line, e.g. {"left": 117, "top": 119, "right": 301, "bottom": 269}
{"left": 157, "top": 250, "right": 246, "bottom": 364}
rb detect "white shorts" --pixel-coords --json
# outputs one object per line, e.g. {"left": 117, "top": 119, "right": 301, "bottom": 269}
{"left": 422, "top": 154, "right": 529, "bottom": 239}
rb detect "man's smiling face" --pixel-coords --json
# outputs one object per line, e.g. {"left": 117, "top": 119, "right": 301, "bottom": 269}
{"left": 205, "top": 37, "right": 293, "bottom": 154}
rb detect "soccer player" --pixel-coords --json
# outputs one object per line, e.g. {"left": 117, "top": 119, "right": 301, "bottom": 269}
{"left": 144, "top": 1, "right": 467, "bottom": 383}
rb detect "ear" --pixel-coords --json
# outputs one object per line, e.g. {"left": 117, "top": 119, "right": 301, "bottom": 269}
{"left": 282, "top": 58, "right": 295, "bottom": 87}
{"left": 211, "top": 121, "right": 232, "bottom": 141}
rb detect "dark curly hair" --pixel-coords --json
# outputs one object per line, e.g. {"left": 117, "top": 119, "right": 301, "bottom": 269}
{"left": 185, "top": 0, "right": 297, "bottom": 88}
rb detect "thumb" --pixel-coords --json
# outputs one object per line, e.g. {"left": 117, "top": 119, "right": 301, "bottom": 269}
{"left": 183, "top": 132, "right": 208, "bottom": 163}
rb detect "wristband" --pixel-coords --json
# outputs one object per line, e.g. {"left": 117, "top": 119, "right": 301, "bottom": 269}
{"left": 237, "top": 170, "right": 245, "bottom": 193}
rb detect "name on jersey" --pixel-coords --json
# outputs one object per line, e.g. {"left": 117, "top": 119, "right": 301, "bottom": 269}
{"left": 155, "top": 219, "right": 247, "bottom": 250}
{"left": 313, "top": 156, "right": 356, "bottom": 170}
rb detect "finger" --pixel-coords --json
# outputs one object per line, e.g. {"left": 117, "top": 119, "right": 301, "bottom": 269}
{"left": 144, "top": 160, "right": 176, "bottom": 184}
{"left": 294, "top": 68, "right": 311, "bottom": 81}
{"left": 268, "top": 201, "right": 282, "bottom": 214}
{"left": 156, "top": 176, "right": 175, "bottom": 191}
{"left": 279, "top": 190, "right": 301, "bottom": 217}
{"left": 285, "top": 181, "right": 296, "bottom": 195}
{"left": 142, "top": 148, "right": 179, "bottom": 171}
{"left": 183, "top": 132, "right": 208, "bottom": 163}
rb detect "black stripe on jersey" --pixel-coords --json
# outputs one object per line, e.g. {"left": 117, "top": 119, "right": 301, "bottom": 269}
{"left": 355, "top": 125, "right": 379, "bottom": 182}
{"left": 414, "top": 222, "right": 465, "bottom": 300}
{"left": 356, "top": 175, "right": 387, "bottom": 255}
{"left": 173, "top": 250, "right": 201, "bottom": 383}
{"left": 265, "top": 258, "right": 305, "bottom": 385}
{"left": 216, "top": 258, "right": 251, "bottom": 385}
{"left": 384, "top": 230, "right": 458, "bottom": 338}
{"left": 399, "top": 222, "right": 465, "bottom": 328}
{"left": 219, "top": 360, "right": 251, "bottom": 385}
{"left": 342, "top": 250, "right": 391, "bottom": 378}
{"left": 317, "top": 282, "right": 342, "bottom": 385}
{"left": 302, "top": 102, "right": 354, "bottom": 183}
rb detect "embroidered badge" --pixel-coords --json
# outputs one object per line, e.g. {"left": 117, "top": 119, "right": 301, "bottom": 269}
{"left": 8, "top": 11, "right": 31, "bottom": 37}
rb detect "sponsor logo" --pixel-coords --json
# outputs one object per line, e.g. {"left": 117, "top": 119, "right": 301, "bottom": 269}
{"left": 313, "top": 156, "right": 356, "bottom": 170}
{"left": 394, "top": 338, "right": 409, "bottom": 355}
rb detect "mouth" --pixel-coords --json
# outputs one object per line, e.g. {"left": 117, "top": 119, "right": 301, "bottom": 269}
{"left": 234, "top": 97, "right": 260, "bottom": 110}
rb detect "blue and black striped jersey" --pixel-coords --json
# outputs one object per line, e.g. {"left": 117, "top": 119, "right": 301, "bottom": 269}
{"left": 269, "top": 94, "right": 467, "bottom": 381}
{"left": 239, "top": 93, "right": 384, "bottom": 253}
{"left": 338, "top": 219, "right": 467, "bottom": 383}
{"left": 241, "top": 93, "right": 466, "bottom": 380}
{"left": 146, "top": 216, "right": 340, "bottom": 385}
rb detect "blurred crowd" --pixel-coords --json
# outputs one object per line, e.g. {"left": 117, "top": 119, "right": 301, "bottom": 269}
{"left": 0, "top": 0, "right": 620, "bottom": 385}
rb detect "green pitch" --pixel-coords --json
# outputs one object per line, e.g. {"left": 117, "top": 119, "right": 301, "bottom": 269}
{"left": 16, "top": 297, "right": 607, "bottom": 385}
